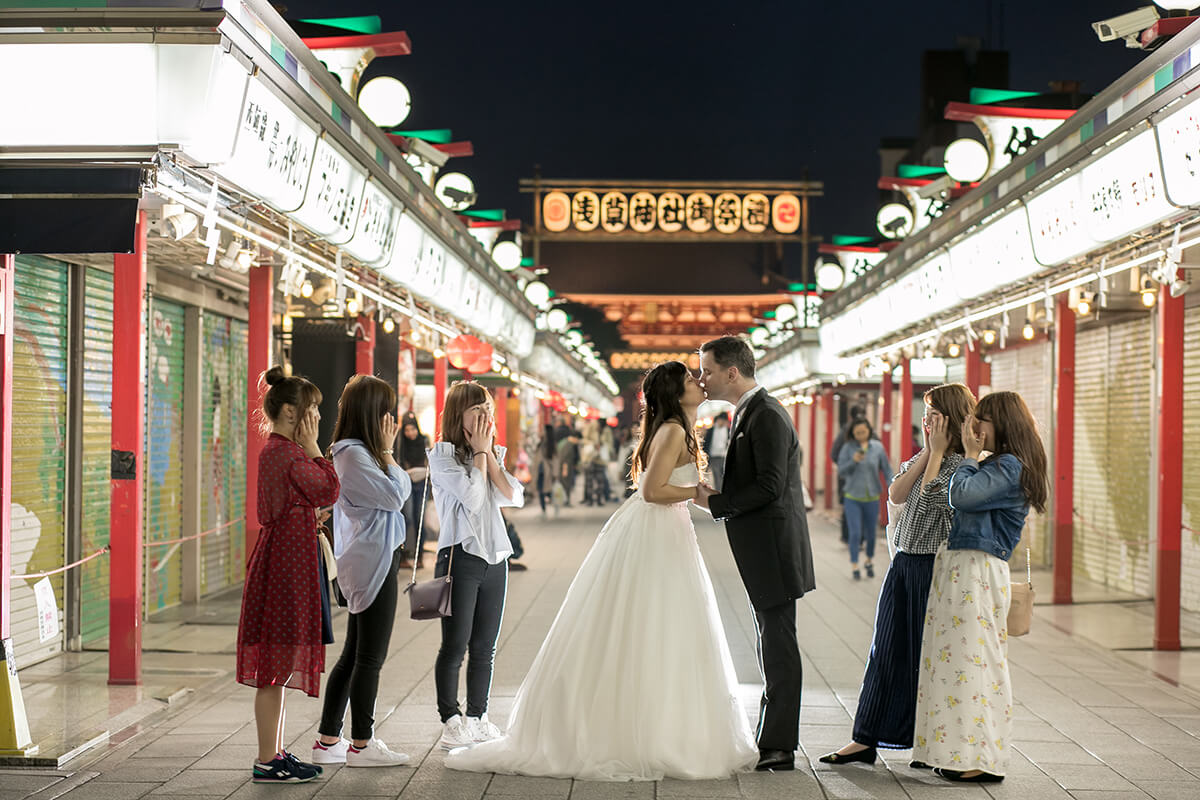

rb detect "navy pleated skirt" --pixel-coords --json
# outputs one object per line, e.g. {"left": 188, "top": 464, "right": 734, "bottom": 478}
{"left": 851, "top": 551, "right": 935, "bottom": 750}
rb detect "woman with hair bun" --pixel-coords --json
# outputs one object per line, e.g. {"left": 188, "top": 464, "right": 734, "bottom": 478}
{"left": 236, "top": 367, "right": 340, "bottom": 784}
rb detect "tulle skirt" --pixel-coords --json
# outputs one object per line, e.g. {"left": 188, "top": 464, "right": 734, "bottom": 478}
{"left": 445, "top": 494, "right": 758, "bottom": 781}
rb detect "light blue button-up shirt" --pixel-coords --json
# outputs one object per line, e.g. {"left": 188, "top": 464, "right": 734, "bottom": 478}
{"left": 330, "top": 439, "right": 413, "bottom": 613}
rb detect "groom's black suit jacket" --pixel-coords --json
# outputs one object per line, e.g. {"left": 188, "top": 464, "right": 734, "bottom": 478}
{"left": 708, "top": 388, "right": 816, "bottom": 611}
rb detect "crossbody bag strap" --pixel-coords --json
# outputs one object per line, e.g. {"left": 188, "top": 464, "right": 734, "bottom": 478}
{"left": 407, "top": 474, "right": 453, "bottom": 587}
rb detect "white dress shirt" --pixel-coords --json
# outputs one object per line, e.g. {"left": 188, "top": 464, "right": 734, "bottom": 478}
{"left": 731, "top": 385, "right": 763, "bottom": 433}
{"left": 428, "top": 442, "right": 525, "bottom": 565}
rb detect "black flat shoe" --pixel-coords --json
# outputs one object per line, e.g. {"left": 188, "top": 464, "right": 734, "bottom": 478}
{"left": 852, "top": 569, "right": 861, "bottom": 581}
{"left": 935, "top": 768, "right": 1003, "bottom": 782}
{"left": 865, "top": 563, "right": 875, "bottom": 578}
{"left": 818, "top": 746, "right": 877, "bottom": 765}
{"left": 909, "top": 760, "right": 932, "bottom": 769}
{"left": 755, "top": 749, "right": 795, "bottom": 771}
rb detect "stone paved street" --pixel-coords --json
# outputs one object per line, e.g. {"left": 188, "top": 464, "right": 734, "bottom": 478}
{"left": 5, "top": 502, "right": 1200, "bottom": 800}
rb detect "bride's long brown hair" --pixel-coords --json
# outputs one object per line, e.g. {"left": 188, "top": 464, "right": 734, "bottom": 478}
{"left": 630, "top": 361, "right": 702, "bottom": 485}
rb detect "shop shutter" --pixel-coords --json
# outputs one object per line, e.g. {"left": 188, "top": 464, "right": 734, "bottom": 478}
{"left": 1180, "top": 307, "right": 1200, "bottom": 612}
{"left": 988, "top": 342, "right": 1053, "bottom": 565}
{"left": 144, "top": 297, "right": 186, "bottom": 615}
{"left": 1073, "top": 319, "right": 1154, "bottom": 597}
{"left": 79, "top": 267, "right": 114, "bottom": 644}
{"left": 200, "top": 313, "right": 248, "bottom": 595}
{"left": 9, "top": 255, "right": 68, "bottom": 664}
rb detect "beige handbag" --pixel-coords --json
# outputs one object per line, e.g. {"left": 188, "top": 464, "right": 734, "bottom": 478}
{"left": 1007, "top": 547, "right": 1034, "bottom": 637}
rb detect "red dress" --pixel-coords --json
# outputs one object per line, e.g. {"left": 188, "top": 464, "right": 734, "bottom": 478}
{"left": 236, "top": 433, "right": 340, "bottom": 697}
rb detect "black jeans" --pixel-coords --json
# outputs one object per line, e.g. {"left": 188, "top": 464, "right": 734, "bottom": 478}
{"left": 401, "top": 479, "right": 428, "bottom": 559}
{"left": 318, "top": 548, "right": 401, "bottom": 741}
{"left": 434, "top": 544, "right": 508, "bottom": 722}
{"left": 753, "top": 599, "right": 803, "bottom": 752}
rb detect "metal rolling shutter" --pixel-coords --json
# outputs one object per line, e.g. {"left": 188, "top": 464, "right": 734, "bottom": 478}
{"left": 79, "top": 267, "right": 114, "bottom": 643}
{"left": 144, "top": 297, "right": 186, "bottom": 615}
{"left": 10, "top": 255, "right": 68, "bottom": 664}
{"left": 1073, "top": 320, "right": 1153, "bottom": 597}
{"left": 1182, "top": 307, "right": 1200, "bottom": 613}
{"left": 988, "top": 342, "right": 1053, "bottom": 565}
{"left": 200, "top": 312, "right": 248, "bottom": 595}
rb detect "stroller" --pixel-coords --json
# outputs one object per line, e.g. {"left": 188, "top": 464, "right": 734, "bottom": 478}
{"left": 582, "top": 459, "right": 612, "bottom": 505}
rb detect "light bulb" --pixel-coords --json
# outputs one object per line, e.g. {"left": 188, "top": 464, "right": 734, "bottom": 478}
{"left": 982, "top": 330, "right": 997, "bottom": 345}
{"left": 947, "top": 342, "right": 961, "bottom": 357}
{"left": 235, "top": 247, "right": 255, "bottom": 271}
{"left": 300, "top": 280, "right": 313, "bottom": 298}
{"left": 382, "top": 317, "right": 396, "bottom": 334}
{"left": 1076, "top": 299, "right": 1091, "bottom": 316}
{"left": 346, "top": 297, "right": 360, "bottom": 315}
{"left": 1141, "top": 290, "right": 1157, "bottom": 308}
{"left": 1022, "top": 321, "right": 1035, "bottom": 340}
{"left": 433, "top": 348, "right": 446, "bottom": 359}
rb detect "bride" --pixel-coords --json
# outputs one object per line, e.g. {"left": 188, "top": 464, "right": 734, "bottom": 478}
{"left": 445, "top": 361, "right": 757, "bottom": 781}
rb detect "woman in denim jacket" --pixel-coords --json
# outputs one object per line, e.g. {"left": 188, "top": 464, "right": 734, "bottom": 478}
{"left": 911, "top": 391, "right": 1048, "bottom": 784}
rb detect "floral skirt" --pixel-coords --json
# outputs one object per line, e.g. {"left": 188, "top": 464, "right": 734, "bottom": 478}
{"left": 911, "top": 545, "right": 1012, "bottom": 775}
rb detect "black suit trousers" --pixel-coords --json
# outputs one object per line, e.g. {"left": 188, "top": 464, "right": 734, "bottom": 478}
{"left": 752, "top": 599, "right": 802, "bottom": 752}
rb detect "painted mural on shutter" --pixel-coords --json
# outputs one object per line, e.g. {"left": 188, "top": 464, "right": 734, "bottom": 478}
{"left": 988, "top": 342, "right": 1053, "bottom": 565}
{"left": 80, "top": 267, "right": 114, "bottom": 643}
{"left": 1181, "top": 307, "right": 1200, "bottom": 612}
{"left": 144, "top": 297, "right": 186, "bottom": 615}
{"left": 201, "top": 313, "right": 248, "bottom": 595}
{"left": 1073, "top": 319, "right": 1153, "bottom": 597}
{"left": 10, "top": 255, "right": 68, "bottom": 664}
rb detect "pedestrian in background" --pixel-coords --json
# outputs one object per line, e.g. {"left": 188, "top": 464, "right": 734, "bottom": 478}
{"left": 830, "top": 405, "right": 867, "bottom": 544}
{"left": 821, "top": 382, "right": 975, "bottom": 769}
{"left": 534, "top": 424, "right": 558, "bottom": 515}
{"left": 312, "top": 376, "right": 412, "bottom": 768}
{"left": 398, "top": 412, "right": 430, "bottom": 570}
{"left": 236, "top": 367, "right": 338, "bottom": 784}
{"left": 703, "top": 412, "right": 731, "bottom": 490}
{"left": 430, "top": 382, "right": 525, "bottom": 750}
{"left": 836, "top": 419, "right": 893, "bottom": 579}
{"left": 913, "top": 391, "right": 1048, "bottom": 783}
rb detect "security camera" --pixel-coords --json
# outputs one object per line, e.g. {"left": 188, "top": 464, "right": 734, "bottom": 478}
{"left": 159, "top": 203, "right": 199, "bottom": 240}
{"left": 1092, "top": 6, "right": 1159, "bottom": 45}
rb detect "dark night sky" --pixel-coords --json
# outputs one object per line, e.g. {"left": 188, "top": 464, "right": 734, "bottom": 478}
{"left": 282, "top": 1, "right": 1145, "bottom": 251}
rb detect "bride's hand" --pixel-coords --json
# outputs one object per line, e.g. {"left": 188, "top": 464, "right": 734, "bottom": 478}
{"left": 694, "top": 482, "right": 715, "bottom": 510}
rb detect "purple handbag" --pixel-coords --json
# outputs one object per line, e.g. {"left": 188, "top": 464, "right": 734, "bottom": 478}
{"left": 403, "top": 476, "right": 453, "bottom": 619}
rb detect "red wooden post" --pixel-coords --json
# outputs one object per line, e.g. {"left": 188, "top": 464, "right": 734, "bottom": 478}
{"left": 1053, "top": 295, "right": 1075, "bottom": 605}
{"left": 965, "top": 343, "right": 982, "bottom": 399}
{"left": 823, "top": 386, "right": 835, "bottom": 510}
{"left": 1155, "top": 287, "right": 1184, "bottom": 651}
{"left": 109, "top": 212, "right": 147, "bottom": 685}
{"left": 898, "top": 358, "right": 913, "bottom": 462}
{"left": 0, "top": 255, "right": 14, "bottom": 644}
{"left": 434, "top": 354, "right": 447, "bottom": 435}
{"left": 807, "top": 400, "right": 816, "bottom": 492}
{"left": 495, "top": 387, "right": 508, "bottom": 449}
{"left": 245, "top": 262, "right": 274, "bottom": 562}
{"left": 880, "top": 368, "right": 894, "bottom": 458}
{"left": 355, "top": 315, "right": 374, "bottom": 376}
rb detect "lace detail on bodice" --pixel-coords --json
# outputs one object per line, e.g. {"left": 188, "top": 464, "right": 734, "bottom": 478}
{"left": 668, "top": 462, "right": 700, "bottom": 488}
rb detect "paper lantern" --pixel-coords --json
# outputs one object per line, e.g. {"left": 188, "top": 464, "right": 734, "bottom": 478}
{"left": 467, "top": 341, "right": 493, "bottom": 374}
{"left": 446, "top": 335, "right": 481, "bottom": 370}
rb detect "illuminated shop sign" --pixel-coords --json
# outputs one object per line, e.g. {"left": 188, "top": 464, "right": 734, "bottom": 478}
{"left": 609, "top": 352, "right": 702, "bottom": 370}
{"left": 541, "top": 190, "right": 802, "bottom": 235}
{"left": 220, "top": 78, "right": 318, "bottom": 212}
{"left": 293, "top": 137, "right": 366, "bottom": 243}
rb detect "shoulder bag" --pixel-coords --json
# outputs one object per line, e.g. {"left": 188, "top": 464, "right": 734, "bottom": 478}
{"left": 402, "top": 476, "right": 454, "bottom": 619}
{"left": 1007, "top": 547, "right": 1034, "bottom": 637}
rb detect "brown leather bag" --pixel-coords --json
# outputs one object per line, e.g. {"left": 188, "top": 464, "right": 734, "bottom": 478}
{"left": 403, "top": 476, "right": 454, "bottom": 619}
{"left": 1007, "top": 547, "right": 1034, "bottom": 637}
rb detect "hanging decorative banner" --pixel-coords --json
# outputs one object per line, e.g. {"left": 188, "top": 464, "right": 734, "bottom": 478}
{"left": 34, "top": 577, "right": 59, "bottom": 644}
{"left": 542, "top": 190, "right": 571, "bottom": 232}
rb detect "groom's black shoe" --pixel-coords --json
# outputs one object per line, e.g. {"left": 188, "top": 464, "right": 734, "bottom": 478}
{"left": 755, "top": 749, "right": 795, "bottom": 772}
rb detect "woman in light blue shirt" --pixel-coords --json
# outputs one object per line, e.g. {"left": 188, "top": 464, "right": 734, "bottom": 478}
{"left": 313, "top": 376, "right": 412, "bottom": 768}
{"left": 836, "top": 419, "right": 893, "bottom": 579}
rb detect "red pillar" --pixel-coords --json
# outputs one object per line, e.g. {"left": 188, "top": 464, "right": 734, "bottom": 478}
{"left": 823, "top": 386, "right": 835, "bottom": 510}
{"left": 880, "top": 368, "right": 894, "bottom": 459}
{"left": 355, "top": 315, "right": 374, "bottom": 376}
{"left": 434, "top": 355, "right": 447, "bottom": 435}
{"left": 109, "top": 212, "right": 147, "bottom": 685}
{"left": 899, "top": 358, "right": 913, "bottom": 462}
{"left": 1053, "top": 295, "right": 1075, "bottom": 605}
{"left": 0, "top": 255, "right": 14, "bottom": 643}
{"left": 807, "top": 400, "right": 816, "bottom": 491}
{"left": 245, "top": 262, "right": 274, "bottom": 562}
{"left": 495, "top": 388, "right": 508, "bottom": 449}
{"left": 1155, "top": 288, "right": 1184, "bottom": 651}
{"left": 965, "top": 344, "right": 982, "bottom": 399}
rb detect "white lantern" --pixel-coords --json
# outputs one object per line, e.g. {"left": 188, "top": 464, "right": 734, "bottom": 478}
{"left": 749, "top": 326, "right": 769, "bottom": 346}
{"left": 943, "top": 138, "right": 990, "bottom": 183}
{"left": 546, "top": 308, "right": 569, "bottom": 332}
{"left": 524, "top": 280, "right": 551, "bottom": 307}
{"left": 876, "top": 202, "right": 914, "bottom": 239}
{"left": 815, "top": 260, "right": 845, "bottom": 291}
{"left": 357, "top": 76, "right": 411, "bottom": 128}
{"left": 492, "top": 240, "right": 522, "bottom": 271}
{"left": 1155, "top": 1, "right": 1200, "bottom": 10}
{"left": 434, "top": 171, "right": 475, "bottom": 211}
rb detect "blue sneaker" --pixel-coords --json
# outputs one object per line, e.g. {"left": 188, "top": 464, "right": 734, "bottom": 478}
{"left": 252, "top": 755, "right": 319, "bottom": 783}
{"left": 283, "top": 750, "right": 323, "bottom": 775}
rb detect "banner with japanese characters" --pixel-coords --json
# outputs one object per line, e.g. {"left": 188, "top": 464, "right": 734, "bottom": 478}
{"left": 541, "top": 189, "right": 802, "bottom": 236}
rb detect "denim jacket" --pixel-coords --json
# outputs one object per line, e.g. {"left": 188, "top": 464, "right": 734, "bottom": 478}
{"left": 947, "top": 454, "right": 1028, "bottom": 561}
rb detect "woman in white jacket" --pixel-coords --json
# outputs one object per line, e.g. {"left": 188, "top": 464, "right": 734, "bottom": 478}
{"left": 430, "top": 382, "right": 524, "bottom": 750}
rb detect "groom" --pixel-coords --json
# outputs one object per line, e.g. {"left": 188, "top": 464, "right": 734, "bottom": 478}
{"left": 696, "top": 335, "right": 816, "bottom": 772}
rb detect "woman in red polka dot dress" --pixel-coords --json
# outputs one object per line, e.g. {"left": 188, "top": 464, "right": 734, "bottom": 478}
{"left": 236, "top": 366, "right": 340, "bottom": 783}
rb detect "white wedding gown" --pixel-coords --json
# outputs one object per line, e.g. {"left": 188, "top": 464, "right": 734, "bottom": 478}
{"left": 445, "top": 463, "right": 758, "bottom": 781}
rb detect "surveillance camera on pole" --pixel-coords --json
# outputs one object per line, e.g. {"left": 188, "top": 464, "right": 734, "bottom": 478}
{"left": 1091, "top": 6, "right": 1160, "bottom": 47}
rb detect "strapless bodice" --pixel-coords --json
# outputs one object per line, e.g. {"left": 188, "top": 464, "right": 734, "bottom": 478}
{"left": 668, "top": 462, "right": 700, "bottom": 488}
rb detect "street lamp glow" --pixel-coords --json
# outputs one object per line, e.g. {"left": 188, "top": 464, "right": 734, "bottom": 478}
{"left": 524, "top": 280, "right": 551, "bottom": 307}
{"left": 774, "top": 302, "right": 798, "bottom": 323}
{"left": 749, "top": 326, "right": 769, "bottom": 346}
{"left": 492, "top": 240, "right": 522, "bottom": 271}
{"left": 943, "top": 138, "right": 990, "bottom": 183}
{"left": 357, "top": 76, "right": 411, "bottom": 128}
{"left": 1154, "top": 1, "right": 1200, "bottom": 10}
{"left": 546, "top": 308, "right": 569, "bottom": 331}
{"left": 815, "top": 260, "right": 845, "bottom": 291}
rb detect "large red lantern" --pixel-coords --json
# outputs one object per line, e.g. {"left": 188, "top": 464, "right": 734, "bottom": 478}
{"left": 446, "top": 334, "right": 481, "bottom": 370}
{"left": 467, "top": 341, "right": 493, "bottom": 374}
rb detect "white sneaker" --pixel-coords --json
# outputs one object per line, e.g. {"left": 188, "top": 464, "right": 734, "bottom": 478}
{"left": 465, "top": 714, "right": 502, "bottom": 743}
{"left": 439, "top": 715, "right": 474, "bottom": 750}
{"left": 311, "top": 738, "right": 349, "bottom": 765}
{"left": 345, "top": 738, "right": 410, "bottom": 768}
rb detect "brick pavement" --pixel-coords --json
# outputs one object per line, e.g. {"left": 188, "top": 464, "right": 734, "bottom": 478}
{"left": 4, "top": 502, "right": 1200, "bottom": 800}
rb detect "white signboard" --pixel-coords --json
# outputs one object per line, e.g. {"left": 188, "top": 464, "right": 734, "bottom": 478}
{"left": 1156, "top": 92, "right": 1200, "bottom": 206}
{"left": 976, "top": 115, "right": 1067, "bottom": 179}
{"left": 34, "top": 577, "right": 59, "bottom": 644}
{"left": 345, "top": 181, "right": 402, "bottom": 266}
{"left": 410, "top": 232, "right": 447, "bottom": 300}
{"left": 293, "top": 138, "right": 366, "bottom": 243}
{"left": 220, "top": 78, "right": 317, "bottom": 212}
{"left": 379, "top": 212, "right": 424, "bottom": 287}
{"left": 1024, "top": 173, "right": 1096, "bottom": 267}
{"left": 1082, "top": 129, "right": 1174, "bottom": 243}
{"left": 433, "top": 254, "right": 466, "bottom": 314}
{"left": 948, "top": 208, "right": 1040, "bottom": 301}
